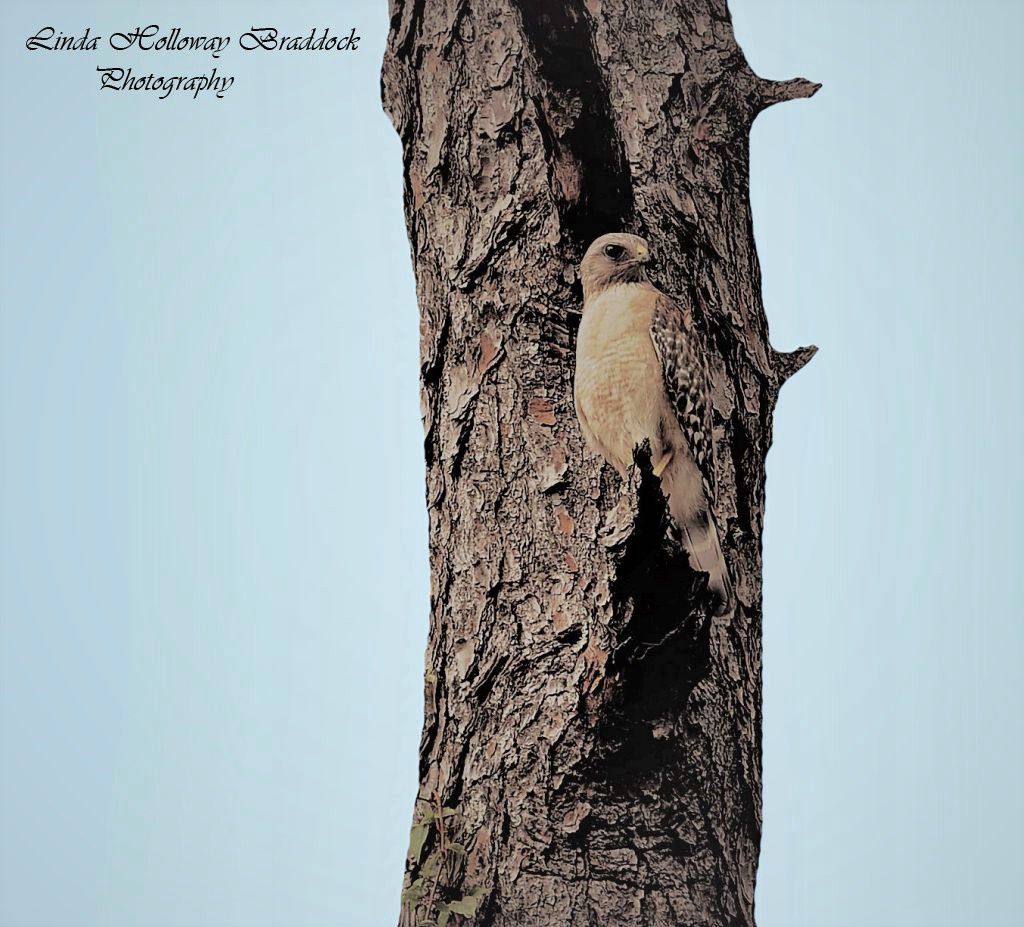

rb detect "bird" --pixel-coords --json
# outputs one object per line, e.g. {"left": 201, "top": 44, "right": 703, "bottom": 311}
{"left": 574, "top": 232, "right": 734, "bottom": 615}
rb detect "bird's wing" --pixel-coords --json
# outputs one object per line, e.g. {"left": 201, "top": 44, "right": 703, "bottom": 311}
{"left": 649, "top": 292, "right": 716, "bottom": 502}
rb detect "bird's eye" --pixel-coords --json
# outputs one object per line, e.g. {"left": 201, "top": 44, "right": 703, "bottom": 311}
{"left": 603, "top": 244, "right": 626, "bottom": 260}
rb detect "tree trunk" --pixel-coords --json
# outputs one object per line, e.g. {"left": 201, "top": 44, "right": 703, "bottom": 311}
{"left": 382, "top": 2, "right": 816, "bottom": 924}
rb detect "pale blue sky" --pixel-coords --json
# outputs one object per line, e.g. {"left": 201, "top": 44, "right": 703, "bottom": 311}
{"left": 1, "top": 2, "right": 1021, "bottom": 926}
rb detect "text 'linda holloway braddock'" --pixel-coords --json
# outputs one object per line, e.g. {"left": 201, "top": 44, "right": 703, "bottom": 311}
{"left": 25, "top": 25, "right": 362, "bottom": 100}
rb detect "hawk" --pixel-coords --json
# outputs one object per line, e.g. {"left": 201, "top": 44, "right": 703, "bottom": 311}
{"left": 574, "top": 232, "right": 734, "bottom": 615}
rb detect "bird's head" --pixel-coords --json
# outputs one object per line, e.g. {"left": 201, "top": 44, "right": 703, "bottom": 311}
{"left": 579, "top": 233, "right": 652, "bottom": 300}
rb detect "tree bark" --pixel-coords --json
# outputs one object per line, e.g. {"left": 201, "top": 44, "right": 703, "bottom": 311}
{"left": 382, "top": 2, "right": 816, "bottom": 924}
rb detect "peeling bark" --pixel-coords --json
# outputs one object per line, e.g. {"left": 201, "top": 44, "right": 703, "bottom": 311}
{"left": 382, "top": 2, "right": 816, "bottom": 924}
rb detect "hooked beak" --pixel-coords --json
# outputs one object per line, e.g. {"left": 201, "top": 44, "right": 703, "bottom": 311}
{"left": 636, "top": 245, "right": 651, "bottom": 264}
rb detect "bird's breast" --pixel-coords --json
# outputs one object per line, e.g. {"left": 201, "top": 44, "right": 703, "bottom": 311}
{"left": 575, "top": 285, "right": 665, "bottom": 473}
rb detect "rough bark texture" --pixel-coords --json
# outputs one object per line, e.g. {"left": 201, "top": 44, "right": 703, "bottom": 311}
{"left": 382, "top": 2, "right": 816, "bottom": 924}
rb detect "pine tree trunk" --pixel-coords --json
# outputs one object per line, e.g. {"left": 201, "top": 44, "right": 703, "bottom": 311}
{"left": 382, "top": 2, "right": 816, "bottom": 924}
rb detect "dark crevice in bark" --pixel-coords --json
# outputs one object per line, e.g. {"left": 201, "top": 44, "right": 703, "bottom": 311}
{"left": 390, "top": 0, "right": 424, "bottom": 61}
{"left": 610, "top": 450, "right": 713, "bottom": 668}
{"left": 515, "top": 0, "right": 634, "bottom": 247}
{"left": 470, "top": 651, "right": 508, "bottom": 704}
{"left": 727, "top": 409, "right": 757, "bottom": 533}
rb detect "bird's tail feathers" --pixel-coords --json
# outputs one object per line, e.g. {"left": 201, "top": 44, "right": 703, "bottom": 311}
{"left": 678, "top": 513, "right": 735, "bottom": 617}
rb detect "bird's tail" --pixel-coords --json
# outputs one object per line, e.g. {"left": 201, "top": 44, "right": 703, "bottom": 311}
{"left": 678, "top": 513, "right": 734, "bottom": 616}
{"left": 658, "top": 452, "right": 736, "bottom": 616}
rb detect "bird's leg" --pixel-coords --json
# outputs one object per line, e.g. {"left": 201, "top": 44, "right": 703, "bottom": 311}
{"left": 652, "top": 449, "right": 674, "bottom": 478}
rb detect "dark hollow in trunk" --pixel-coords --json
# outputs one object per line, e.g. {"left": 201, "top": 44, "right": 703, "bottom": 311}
{"left": 382, "top": 2, "right": 817, "bottom": 924}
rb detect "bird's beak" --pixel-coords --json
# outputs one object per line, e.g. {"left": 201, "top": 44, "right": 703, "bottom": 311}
{"left": 636, "top": 245, "right": 650, "bottom": 264}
